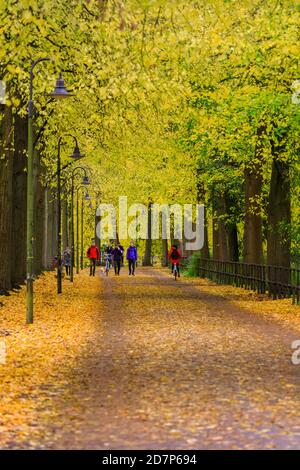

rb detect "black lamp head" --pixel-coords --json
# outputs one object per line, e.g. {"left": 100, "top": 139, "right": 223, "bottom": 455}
{"left": 83, "top": 191, "right": 91, "bottom": 201}
{"left": 50, "top": 73, "right": 72, "bottom": 99}
{"left": 82, "top": 175, "right": 90, "bottom": 185}
{"left": 70, "top": 145, "right": 84, "bottom": 160}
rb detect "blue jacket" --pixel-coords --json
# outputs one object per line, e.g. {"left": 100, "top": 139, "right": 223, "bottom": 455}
{"left": 126, "top": 246, "right": 138, "bottom": 261}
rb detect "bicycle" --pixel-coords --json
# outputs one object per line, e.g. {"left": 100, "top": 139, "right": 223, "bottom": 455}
{"left": 104, "top": 255, "right": 112, "bottom": 276}
{"left": 173, "top": 263, "right": 178, "bottom": 281}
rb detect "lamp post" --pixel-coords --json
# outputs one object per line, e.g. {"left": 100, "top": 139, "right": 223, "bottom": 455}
{"left": 57, "top": 136, "right": 84, "bottom": 294}
{"left": 76, "top": 187, "right": 91, "bottom": 273}
{"left": 70, "top": 169, "right": 90, "bottom": 282}
{"left": 27, "top": 58, "right": 71, "bottom": 324}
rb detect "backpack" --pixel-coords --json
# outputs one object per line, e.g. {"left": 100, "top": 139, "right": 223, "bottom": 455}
{"left": 171, "top": 249, "right": 179, "bottom": 260}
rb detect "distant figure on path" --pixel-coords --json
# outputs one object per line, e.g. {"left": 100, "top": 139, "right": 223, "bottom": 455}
{"left": 87, "top": 241, "right": 100, "bottom": 276}
{"left": 168, "top": 244, "right": 182, "bottom": 277}
{"left": 63, "top": 246, "right": 71, "bottom": 276}
{"left": 104, "top": 242, "right": 114, "bottom": 271}
{"left": 126, "top": 240, "right": 138, "bottom": 276}
{"left": 113, "top": 243, "right": 124, "bottom": 275}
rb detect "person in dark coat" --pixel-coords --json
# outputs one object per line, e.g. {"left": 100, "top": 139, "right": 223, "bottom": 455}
{"left": 62, "top": 246, "right": 71, "bottom": 276}
{"left": 112, "top": 243, "right": 124, "bottom": 275}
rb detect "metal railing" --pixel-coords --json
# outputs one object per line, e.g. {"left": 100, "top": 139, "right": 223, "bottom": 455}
{"left": 196, "top": 258, "right": 300, "bottom": 305}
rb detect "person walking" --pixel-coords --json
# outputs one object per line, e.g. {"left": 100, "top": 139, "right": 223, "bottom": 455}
{"left": 112, "top": 243, "right": 124, "bottom": 275}
{"left": 87, "top": 241, "right": 100, "bottom": 276}
{"left": 62, "top": 246, "right": 71, "bottom": 276}
{"left": 126, "top": 240, "right": 138, "bottom": 276}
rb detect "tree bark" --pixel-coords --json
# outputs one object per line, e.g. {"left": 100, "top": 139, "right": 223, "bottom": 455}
{"left": 0, "top": 103, "right": 13, "bottom": 293}
{"left": 143, "top": 202, "right": 152, "bottom": 266}
{"left": 227, "top": 224, "right": 239, "bottom": 262}
{"left": 46, "top": 193, "right": 56, "bottom": 269}
{"left": 212, "top": 195, "right": 229, "bottom": 261}
{"left": 11, "top": 113, "right": 27, "bottom": 286}
{"left": 196, "top": 176, "right": 210, "bottom": 258}
{"left": 95, "top": 211, "right": 101, "bottom": 253}
{"left": 202, "top": 206, "right": 210, "bottom": 259}
{"left": 62, "top": 197, "right": 69, "bottom": 250}
{"left": 33, "top": 150, "right": 45, "bottom": 276}
{"left": 161, "top": 238, "right": 169, "bottom": 266}
{"left": 267, "top": 151, "right": 291, "bottom": 270}
{"left": 243, "top": 126, "right": 265, "bottom": 264}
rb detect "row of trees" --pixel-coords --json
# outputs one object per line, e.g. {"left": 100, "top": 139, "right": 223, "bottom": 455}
{"left": 0, "top": 0, "right": 300, "bottom": 293}
{"left": 0, "top": 103, "right": 95, "bottom": 293}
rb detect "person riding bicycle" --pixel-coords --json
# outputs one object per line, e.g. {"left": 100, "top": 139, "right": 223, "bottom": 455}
{"left": 168, "top": 244, "right": 182, "bottom": 277}
{"left": 105, "top": 243, "right": 114, "bottom": 269}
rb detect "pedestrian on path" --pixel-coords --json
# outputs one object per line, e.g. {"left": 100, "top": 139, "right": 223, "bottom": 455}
{"left": 126, "top": 240, "right": 138, "bottom": 276}
{"left": 112, "top": 243, "right": 124, "bottom": 275}
{"left": 168, "top": 244, "right": 182, "bottom": 277}
{"left": 62, "top": 246, "right": 71, "bottom": 276}
{"left": 87, "top": 241, "right": 100, "bottom": 276}
{"left": 104, "top": 242, "right": 114, "bottom": 270}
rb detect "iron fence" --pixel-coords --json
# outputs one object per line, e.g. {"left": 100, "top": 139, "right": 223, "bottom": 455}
{"left": 196, "top": 258, "right": 300, "bottom": 305}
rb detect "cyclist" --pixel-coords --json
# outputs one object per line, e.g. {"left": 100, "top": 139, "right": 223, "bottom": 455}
{"left": 104, "top": 243, "right": 114, "bottom": 273}
{"left": 87, "top": 241, "right": 100, "bottom": 276}
{"left": 168, "top": 244, "right": 182, "bottom": 277}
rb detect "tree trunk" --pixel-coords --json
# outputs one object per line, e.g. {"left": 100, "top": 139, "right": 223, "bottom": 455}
{"left": 161, "top": 238, "right": 169, "bottom": 266}
{"left": 243, "top": 126, "right": 265, "bottom": 264}
{"left": 267, "top": 158, "right": 291, "bottom": 268}
{"left": 212, "top": 195, "right": 229, "bottom": 261}
{"left": 11, "top": 113, "right": 27, "bottom": 286}
{"left": 95, "top": 211, "right": 101, "bottom": 252}
{"left": 143, "top": 202, "right": 152, "bottom": 266}
{"left": 0, "top": 103, "right": 13, "bottom": 293}
{"left": 202, "top": 206, "right": 210, "bottom": 259}
{"left": 33, "top": 150, "right": 45, "bottom": 276}
{"left": 62, "top": 197, "right": 69, "bottom": 250}
{"left": 227, "top": 224, "right": 239, "bottom": 262}
{"left": 43, "top": 188, "right": 48, "bottom": 270}
{"left": 50, "top": 193, "right": 58, "bottom": 268}
{"left": 45, "top": 191, "right": 53, "bottom": 269}
{"left": 196, "top": 176, "right": 210, "bottom": 258}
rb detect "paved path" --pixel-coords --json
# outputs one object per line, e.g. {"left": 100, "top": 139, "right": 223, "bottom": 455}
{"left": 47, "top": 268, "right": 300, "bottom": 449}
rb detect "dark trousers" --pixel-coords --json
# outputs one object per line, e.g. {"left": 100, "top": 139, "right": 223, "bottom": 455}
{"left": 65, "top": 265, "right": 70, "bottom": 276}
{"left": 90, "top": 258, "right": 96, "bottom": 276}
{"left": 128, "top": 259, "right": 136, "bottom": 274}
{"left": 114, "top": 260, "right": 121, "bottom": 275}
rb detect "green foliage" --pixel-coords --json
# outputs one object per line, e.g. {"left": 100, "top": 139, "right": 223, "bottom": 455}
{"left": 183, "top": 252, "right": 201, "bottom": 277}
{"left": 1, "top": 0, "right": 300, "bottom": 257}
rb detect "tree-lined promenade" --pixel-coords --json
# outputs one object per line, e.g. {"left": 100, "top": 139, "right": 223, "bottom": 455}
{"left": 1, "top": 0, "right": 300, "bottom": 452}
{"left": 1, "top": 1, "right": 300, "bottom": 299}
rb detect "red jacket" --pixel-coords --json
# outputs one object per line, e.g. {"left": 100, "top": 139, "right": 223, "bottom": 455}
{"left": 168, "top": 247, "right": 182, "bottom": 265}
{"left": 87, "top": 245, "right": 99, "bottom": 260}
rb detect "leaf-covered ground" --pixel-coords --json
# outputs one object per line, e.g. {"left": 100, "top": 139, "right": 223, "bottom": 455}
{"left": 1, "top": 268, "right": 300, "bottom": 449}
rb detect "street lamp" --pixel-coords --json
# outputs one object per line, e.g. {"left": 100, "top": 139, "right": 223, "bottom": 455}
{"left": 76, "top": 187, "right": 92, "bottom": 273}
{"left": 70, "top": 168, "right": 90, "bottom": 282}
{"left": 27, "top": 58, "right": 72, "bottom": 324}
{"left": 57, "top": 135, "right": 84, "bottom": 294}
